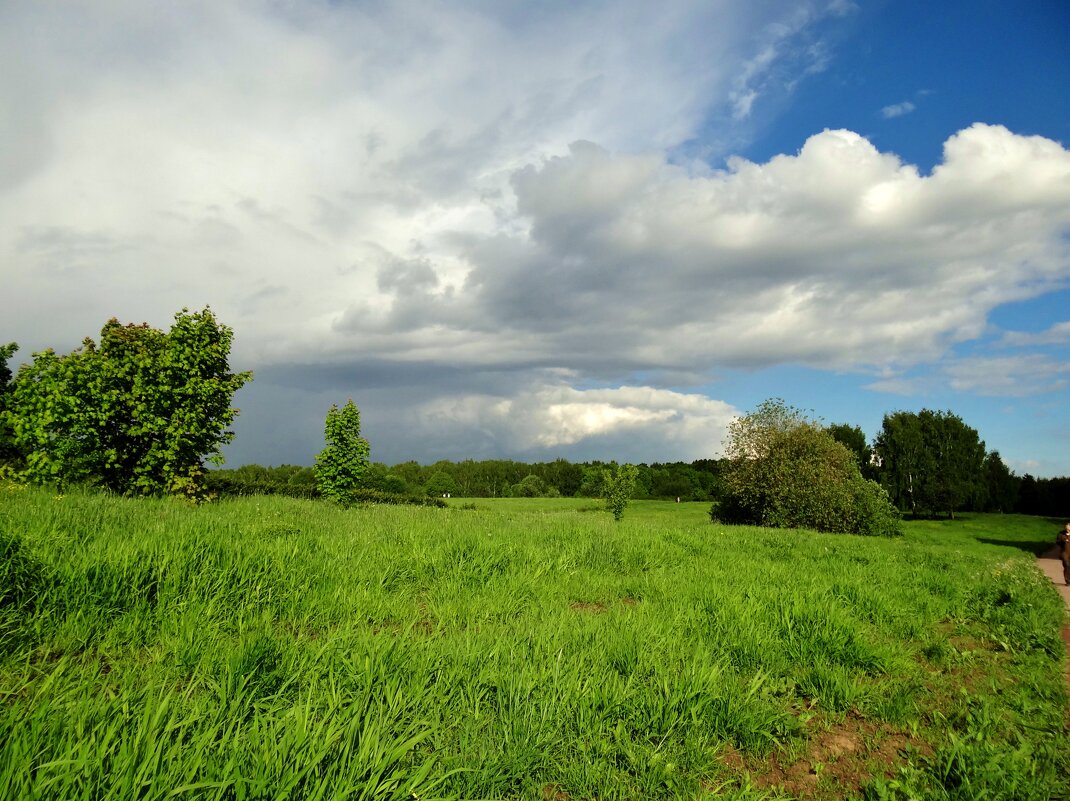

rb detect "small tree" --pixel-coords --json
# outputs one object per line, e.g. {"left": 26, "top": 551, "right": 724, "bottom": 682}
{"left": 603, "top": 463, "right": 639, "bottom": 521}
{"left": 315, "top": 400, "right": 370, "bottom": 502}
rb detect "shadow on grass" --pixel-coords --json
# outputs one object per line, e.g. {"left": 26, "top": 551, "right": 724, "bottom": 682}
{"left": 969, "top": 517, "right": 1066, "bottom": 557}
{"left": 975, "top": 538, "right": 1055, "bottom": 557}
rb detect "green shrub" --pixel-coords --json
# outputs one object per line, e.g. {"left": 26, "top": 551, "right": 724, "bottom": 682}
{"left": 717, "top": 399, "right": 902, "bottom": 536}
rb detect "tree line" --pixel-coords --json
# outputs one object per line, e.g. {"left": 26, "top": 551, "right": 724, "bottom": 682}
{"left": 208, "top": 457, "right": 722, "bottom": 502}
{"left": 212, "top": 437, "right": 1066, "bottom": 520}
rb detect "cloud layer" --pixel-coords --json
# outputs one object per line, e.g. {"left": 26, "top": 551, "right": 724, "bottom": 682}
{"left": 3, "top": 2, "right": 1069, "bottom": 467}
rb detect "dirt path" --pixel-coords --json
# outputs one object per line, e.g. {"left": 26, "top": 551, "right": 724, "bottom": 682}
{"left": 1037, "top": 546, "right": 1070, "bottom": 607}
{"left": 1036, "top": 547, "right": 1070, "bottom": 706}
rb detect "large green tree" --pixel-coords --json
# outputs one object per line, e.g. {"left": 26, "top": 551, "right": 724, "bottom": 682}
{"left": 718, "top": 399, "right": 901, "bottom": 536}
{"left": 314, "top": 400, "right": 370, "bottom": 502}
{"left": 872, "top": 411, "right": 932, "bottom": 517}
{"left": 919, "top": 409, "right": 986, "bottom": 518}
{"left": 6, "top": 310, "right": 250, "bottom": 496}
{"left": 982, "top": 450, "right": 1019, "bottom": 513}
{"left": 826, "top": 422, "right": 874, "bottom": 478}
{"left": 874, "top": 409, "right": 986, "bottom": 518}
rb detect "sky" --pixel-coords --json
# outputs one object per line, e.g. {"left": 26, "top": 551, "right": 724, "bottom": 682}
{"left": 3, "top": 0, "right": 1069, "bottom": 476}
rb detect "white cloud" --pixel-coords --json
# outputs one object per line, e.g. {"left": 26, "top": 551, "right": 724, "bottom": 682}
{"left": 418, "top": 384, "right": 738, "bottom": 460}
{"left": 368, "top": 123, "right": 1068, "bottom": 380}
{"left": 866, "top": 352, "right": 1070, "bottom": 398}
{"left": 944, "top": 355, "right": 1070, "bottom": 397}
{"left": 999, "top": 320, "right": 1070, "bottom": 347}
{"left": 880, "top": 101, "right": 915, "bottom": 118}
{"left": 863, "top": 376, "right": 926, "bottom": 396}
{"left": 727, "top": 4, "right": 834, "bottom": 122}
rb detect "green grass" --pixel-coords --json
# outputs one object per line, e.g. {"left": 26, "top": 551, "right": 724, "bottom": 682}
{"left": 1, "top": 484, "right": 1067, "bottom": 800}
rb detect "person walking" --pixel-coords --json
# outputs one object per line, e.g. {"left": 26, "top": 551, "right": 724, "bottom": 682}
{"left": 1057, "top": 522, "right": 1070, "bottom": 585}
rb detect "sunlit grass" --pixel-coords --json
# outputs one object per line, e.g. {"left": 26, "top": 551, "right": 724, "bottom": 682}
{"left": 1, "top": 486, "right": 1067, "bottom": 799}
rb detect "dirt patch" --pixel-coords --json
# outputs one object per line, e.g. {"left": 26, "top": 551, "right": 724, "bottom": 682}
{"left": 717, "top": 712, "right": 932, "bottom": 800}
{"left": 569, "top": 597, "right": 638, "bottom": 614}
{"left": 569, "top": 601, "right": 608, "bottom": 614}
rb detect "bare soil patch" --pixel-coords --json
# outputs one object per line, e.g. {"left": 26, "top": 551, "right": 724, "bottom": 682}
{"left": 717, "top": 712, "right": 932, "bottom": 800}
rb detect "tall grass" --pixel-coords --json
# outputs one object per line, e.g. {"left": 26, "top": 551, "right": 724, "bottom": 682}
{"left": 1, "top": 485, "right": 1066, "bottom": 799}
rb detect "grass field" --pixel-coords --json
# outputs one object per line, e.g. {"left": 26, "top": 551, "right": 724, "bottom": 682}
{"left": 1, "top": 485, "right": 1067, "bottom": 800}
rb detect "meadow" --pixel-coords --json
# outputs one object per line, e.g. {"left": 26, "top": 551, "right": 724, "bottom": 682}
{"left": 1, "top": 486, "right": 1067, "bottom": 800}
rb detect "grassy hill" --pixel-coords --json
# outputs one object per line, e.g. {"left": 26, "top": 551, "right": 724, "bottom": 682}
{"left": 1, "top": 485, "right": 1067, "bottom": 799}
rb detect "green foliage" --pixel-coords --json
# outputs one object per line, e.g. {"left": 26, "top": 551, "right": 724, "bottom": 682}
{"left": 425, "top": 469, "right": 458, "bottom": 497}
{"left": 719, "top": 399, "right": 902, "bottom": 536}
{"left": 602, "top": 463, "right": 639, "bottom": 521}
{"left": 827, "top": 422, "right": 875, "bottom": 478}
{"left": 1015, "top": 473, "right": 1070, "bottom": 516}
{"left": 577, "top": 465, "right": 608, "bottom": 497}
{"left": 874, "top": 410, "right": 986, "bottom": 518}
{"left": 981, "top": 451, "right": 1018, "bottom": 513}
{"left": 336, "top": 458, "right": 723, "bottom": 502}
{"left": 0, "top": 342, "right": 19, "bottom": 466}
{"left": 4, "top": 310, "right": 250, "bottom": 497}
{"left": 203, "top": 469, "right": 445, "bottom": 507}
{"left": 509, "top": 473, "right": 556, "bottom": 498}
{"left": 204, "top": 470, "right": 320, "bottom": 500}
{"left": 0, "top": 342, "right": 15, "bottom": 389}
{"left": 314, "top": 400, "right": 370, "bottom": 502}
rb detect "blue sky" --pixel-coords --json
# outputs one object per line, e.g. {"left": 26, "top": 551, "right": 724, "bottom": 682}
{"left": 713, "top": 0, "right": 1070, "bottom": 475}
{"left": 741, "top": 1, "right": 1070, "bottom": 169}
{"left": 2, "top": 1, "right": 1069, "bottom": 476}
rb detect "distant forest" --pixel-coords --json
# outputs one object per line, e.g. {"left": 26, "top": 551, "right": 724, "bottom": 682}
{"left": 208, "top": 457, "right": 1069, "bottom": 519}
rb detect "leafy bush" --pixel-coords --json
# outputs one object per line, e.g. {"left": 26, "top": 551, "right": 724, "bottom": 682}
{"left": 204, "top": 472, "right": 320, "bottom": 500}
{"left": 345, "top": 489, "right": 447, "bottom": 508}
{"left": 510, "top": 474, "right": 550, "bottom": 497}
{"left": 716, "top": 399, "right": 902, "bottom": 536}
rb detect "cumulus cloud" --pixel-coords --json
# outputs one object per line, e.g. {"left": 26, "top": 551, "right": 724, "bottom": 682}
{"left": 417, "top": 384, "right": 738, "bottom": 461}
{"left": 344, "top": 124, "right": 1070, "bottom": 381}
{"left": 880, "top": 101, "right": 916, "bottom": 118}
